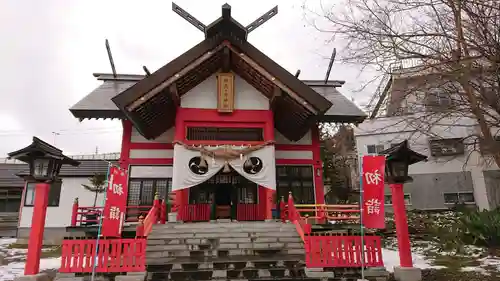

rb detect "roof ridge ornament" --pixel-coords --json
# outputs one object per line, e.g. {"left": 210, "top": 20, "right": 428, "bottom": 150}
{"left": 171, "top": 2, "right": 278, "bottom": 38}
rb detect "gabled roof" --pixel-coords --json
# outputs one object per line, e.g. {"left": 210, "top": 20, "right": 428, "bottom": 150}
{"left": 69, "top": 4, "right": 366, "bottom": 140}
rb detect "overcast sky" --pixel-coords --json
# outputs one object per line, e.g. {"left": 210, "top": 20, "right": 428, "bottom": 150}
{"left": 0, "top": 0, "right": 375, "bottom": 157}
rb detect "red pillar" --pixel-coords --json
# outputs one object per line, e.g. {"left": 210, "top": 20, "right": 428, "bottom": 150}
{"left": 71, "top": 198, "right": 79, "bottom": 227}
{"left": 390, "top": 183, "right": 413, "bottom": 267}
{"left": 25, "top": 183, "right": 50, "bottom": 275}
{"left": 263, "top": 188, "right": 275, "bottom": 220}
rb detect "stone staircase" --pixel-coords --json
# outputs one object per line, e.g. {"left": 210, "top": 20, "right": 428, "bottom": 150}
{"left": 145, "top": 221, "right": 313, "bottom": 281}
{"left": 144, "top": 221, "right": 388, "bottom": 281}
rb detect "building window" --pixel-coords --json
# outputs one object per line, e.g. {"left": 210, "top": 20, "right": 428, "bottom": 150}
{"left": 429, "top": 138, "right": 465, "bottom": 157}
{"left": 276, "top": 166, "right": 315, "bottom": 204}
{"left": 0, "top": 189, "right": 22, "bottom": 212}
{"left": 443, "top": 192, "right": 475, "bottom": 204}
{"left": 426, "top": 89, "right": 452, "bottom": 109}
{"left": 367, "top": 144, "right": 385, "bottom": 154}
{"left": 186, "top": 127, "right": 264, "bottom": 141}
{"left": 384, "top": 194, "right": 411, "bottom": 205}
{"left": 24, "top": 181, "right": 62, "bottom": 207}
{"left": 127, "top": 178, "right": 172, "bottom": 207}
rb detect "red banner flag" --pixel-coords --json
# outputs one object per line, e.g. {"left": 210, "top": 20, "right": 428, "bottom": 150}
{"left": 101, "top": 166, "right": 128, "bottom": 237}
{"left": 361, "top": 155, "right": 386, "bottom": 229}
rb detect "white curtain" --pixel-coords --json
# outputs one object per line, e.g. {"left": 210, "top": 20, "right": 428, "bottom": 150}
{"left": 171, "top": 144, "right": 276, "bottom": 191}
{"left": 229, "top": 145, "right": 276, "bottom": 190}
{"left": 171, "top": 144, "right": 224, "bottom": 191}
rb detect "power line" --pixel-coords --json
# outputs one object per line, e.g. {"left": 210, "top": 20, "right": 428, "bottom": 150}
{"left": 0, "top": 128, "right": 122, "bottom": 137}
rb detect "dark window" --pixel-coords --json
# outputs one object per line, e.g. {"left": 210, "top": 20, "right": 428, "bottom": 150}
{"left": 186, "top": 127, "right": 264, "bottom": 141}
{"left": 426, "top": 89, "right": 452, "bottom": 109}
{"left": 127, "top": 178, "right": 172, "bottom": 207}
{"left": 367, "top": 144, "right": 385, "bottom": 154}
{"left": 444, "top": 192, "right": 475, "bottom": 204}
{"left": 384, "top": 194, "right": 411, "bottom": 205}
{"left": 24, "top": 181, "right": 62, "bottom": 207}
{"left": 276, "top": 166, "right": 315, "bottom": 204}
{"left": 430, "top": 138, "right": 465, "bottom": 156}
{"left": 0, "top": 189, "right": 22, "bottom": 212}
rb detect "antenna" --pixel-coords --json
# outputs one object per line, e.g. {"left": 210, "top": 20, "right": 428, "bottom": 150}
{"left": 246, "top": 6, "right": 278, "bottom": 33}
{"left": 172, "top": 2, "right": 206, "bottom": 32}
{"left": 143, "top": 66, "right": 151, "bottom": 76}
{"left": 324, "top": 48, "right": 337, "bottom": 84}
{"left": 105, "top": 39, "right": 117, "bottom": 78}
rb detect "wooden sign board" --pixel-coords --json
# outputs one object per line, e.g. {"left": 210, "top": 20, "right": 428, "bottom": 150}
{"left": 217, "top": 73, "right": 235, "bottom": 113}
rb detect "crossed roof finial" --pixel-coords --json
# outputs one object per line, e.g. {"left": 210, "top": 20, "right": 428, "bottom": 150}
{"left": 172, "top": 2, "right": 278, "bottom": 38}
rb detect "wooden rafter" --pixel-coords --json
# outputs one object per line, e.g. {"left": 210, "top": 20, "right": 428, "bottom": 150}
{"left": 225, "top": 44, "right": 317, "bottom": 114}
{"left": 127, "top": 44, "right": 226, "bottom": 111}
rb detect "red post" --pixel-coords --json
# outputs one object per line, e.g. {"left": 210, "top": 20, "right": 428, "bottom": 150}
{"left": 136, "top": 215, "right": 145, "bottom": 237}
{"left": 287, "top": 192, "right": 295, "bottom": 221}
{"left": 153, "top": 192, "right": 161, "bottom": 223}
{"left": 160, "top": 200, "right": 167, "bottom": 224}
{"left": 25, "top": 183, "right": 50, "bottom": 275}
{"left": 279, "top": 196, "right": 286, "bottom": 223}
{"left": 390, "top": 183, "right": 413, "bottom": 267}
{"left": 71, "top": 197, "right": 79, "bottom": 227}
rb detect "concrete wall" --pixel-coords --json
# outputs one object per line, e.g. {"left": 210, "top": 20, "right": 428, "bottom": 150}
{"left": 355, "top": 116, "right": 498, "bottom": 210}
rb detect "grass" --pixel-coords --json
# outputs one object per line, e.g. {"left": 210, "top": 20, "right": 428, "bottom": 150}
{"left": 6, "top": 243, "right": 61, "bottom": 259}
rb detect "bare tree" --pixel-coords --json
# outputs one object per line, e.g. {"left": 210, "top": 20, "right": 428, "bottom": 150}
{"left": 321, "top": 124, "right": 359, "bottom": 203}
{"left": 305, "top": 0, "right": 500, "bottom": 166}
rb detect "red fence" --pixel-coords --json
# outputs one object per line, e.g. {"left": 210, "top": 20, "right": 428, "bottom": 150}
{"left": 305, "top": 235, "right": 384, "bottom": 267}
{"left": 70, "top": 203, "right": 153, "bottom": 227}
{"left": 236, "top": 204, "right": 264, "bottom": 221}
{"left": 178, "top": 204, "right": 211, "bottom": 222}
{"left": 60, "top": 239, "right": 146, "bottom": 273}
{"left": 285, "top": 193, "right": 384, "bottom": 268}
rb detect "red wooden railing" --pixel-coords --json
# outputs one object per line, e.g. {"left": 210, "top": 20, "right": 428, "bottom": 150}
{"left": 286, "top": 193, "right": 384, "bottom": 268}
{"left": 178, "top": 204, "right": 211, "bottom": 222}
{"left": 306, "top": 235, "right": 384, "bottom": 267}
{"left": 236, "top": 204, "right": 264, "bottom": 221}
{"left": 70, "top": 199, "right": 155, "bottom": 227}
{"left": 136, "top": 197, "right": 163, "bottom": 237}
{"left": 60, "top": 238, "right": 146, "bottom": 273}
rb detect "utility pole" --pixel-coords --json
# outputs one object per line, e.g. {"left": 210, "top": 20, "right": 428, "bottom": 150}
{"left": 51, "top": 132, "right": 60, "bottom": 146}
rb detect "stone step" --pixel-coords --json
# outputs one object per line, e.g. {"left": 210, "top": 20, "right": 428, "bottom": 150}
{"left": 150, "top": 227, "right": 295, "bottom": 234}
{"left": 157, "top": 221, "right": 289, "bottom": 230}
{"left": 148, "top": 267, "right": 308, "bottom": 280}
{"left": 146, "top": 241, "right": 303, "bottom": 253}
{"left": 148, "top": 230, "right": 299, "bottom": 239}
{"left": 147, "top": 236, "right": 303, "bottom": 246}
{"left": 146, "top": 248, "right": 305, "bottom": 260}
{"left": 145, "top": 254, "right": 305, "bottom": 266}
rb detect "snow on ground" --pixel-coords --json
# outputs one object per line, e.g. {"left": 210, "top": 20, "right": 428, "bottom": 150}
{"left": 382, "top": 248, "right": 447, "bottom": 272}
{"left": 0, "top": 239, "right": 61, "bottom": 281}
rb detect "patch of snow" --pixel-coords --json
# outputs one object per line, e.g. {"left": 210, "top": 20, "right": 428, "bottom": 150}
{"left": 461, "top": 266, "right": 490, "bottom": 275}
{"left": 382, "top": 248, "right": 446, "bottom": 272}
{"left": 0, "top": 258, "right": 61, "bottom": 281}
{"left": 479, "top": 256, "right": 500, "bottom": 271}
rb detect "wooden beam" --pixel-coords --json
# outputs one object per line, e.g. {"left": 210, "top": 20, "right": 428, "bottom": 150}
{"left": 221, "top": 47, "right": 231, "bottom": 72}
{"left": 226, "top": 45, "right": 317, "bottom": 114}
{"left": 127, "top": 44, "right": 226, "bottom": 111}
{"left": 170, "top": 83, "right": 180, "bottom": 106}
{"left": 270, "top": 86, "right": 282, "bottom": 110}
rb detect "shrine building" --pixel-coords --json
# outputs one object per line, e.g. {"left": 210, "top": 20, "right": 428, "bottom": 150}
{"left": 69, "top": 4, "right": 366, "bottom": 222}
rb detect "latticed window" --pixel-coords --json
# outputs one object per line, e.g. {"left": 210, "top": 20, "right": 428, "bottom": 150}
{"left": 127, "top": 178, "right": 172, "bottom": 207}
{"left": 186, "top": 127, "right": 264, "bottom": 141}
{"left": 276, "top": 166, "right": 315, "bottom": 204}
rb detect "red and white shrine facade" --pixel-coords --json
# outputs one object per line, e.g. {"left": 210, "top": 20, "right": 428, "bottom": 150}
{"left": 69, "top": 7, "right": 366, "bottom": 224}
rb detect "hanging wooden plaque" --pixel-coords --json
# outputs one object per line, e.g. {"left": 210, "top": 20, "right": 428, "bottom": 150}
{"left": 217, "top": 73, "right": 235, "bottom": 113}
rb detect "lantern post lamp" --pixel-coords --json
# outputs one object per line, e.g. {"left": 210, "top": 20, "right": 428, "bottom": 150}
{"left": 8, "top": 137, "right": 80, "bottom": 276}
{"left": 379, "top": 140, "right": 427, "bottom": 281}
